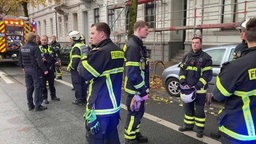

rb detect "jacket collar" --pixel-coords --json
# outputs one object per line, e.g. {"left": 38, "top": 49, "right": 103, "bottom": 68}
{"left": 96, "top": 38, "right": 112, "bottom": 48}
{"left": 131, "top": 35, "right": 143, "bottom": 46}
{"left": 242, "top": 46, "right": 256, "bottom": 56}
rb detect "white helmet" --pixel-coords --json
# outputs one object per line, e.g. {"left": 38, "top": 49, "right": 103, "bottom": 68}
{"left": 180, "top": 87, "right": 196, "bottom": 103}
{"left": 236, "top": 18, "right": 251, "bottom": 30}
{"left": 68, "top": 31, "right": 81, "bottom": 41}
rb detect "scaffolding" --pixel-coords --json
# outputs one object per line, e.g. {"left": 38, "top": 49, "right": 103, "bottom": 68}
{"left": 107, "top": 0, "right": 256, "bottom": 61}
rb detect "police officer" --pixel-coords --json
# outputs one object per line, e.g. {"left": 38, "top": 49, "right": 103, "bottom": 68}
{"left": 67, "top": 31, "right": 88, "bottom": 106}
{"left": 178, "top": 37, "right": 213, "bottom": 138}
{"left": 78, "top": 22, "right": 124, "bottom": 144}
{"left": 233, "top": 19, "right": 249, "bottom": 59}
{"left": 123, "top": 20, "right": 150, "bottom": 144}
{"left": 213, "top": 17, "right": 256, "bottom": 144}
{"left": 40, "top": 35, "right": 60, "bottom": 104}
{"left": 19, "top": 32, "right": 48, "bottom": 111}
{"left": 50, "top": 35, "right": 62, "bottom": 79}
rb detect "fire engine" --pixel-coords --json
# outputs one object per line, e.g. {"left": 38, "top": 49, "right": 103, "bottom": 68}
{"left": 0, "top": 16, "right": 36, "bottom": 63}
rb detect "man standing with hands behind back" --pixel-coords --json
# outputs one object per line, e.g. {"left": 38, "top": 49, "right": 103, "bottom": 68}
{"left": 123, "top": 20, "right": 150, "bottom": 144}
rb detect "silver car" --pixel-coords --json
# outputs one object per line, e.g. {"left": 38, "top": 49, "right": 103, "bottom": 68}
{"left": 161, "top": 45, "right": 236, "bottom": 97}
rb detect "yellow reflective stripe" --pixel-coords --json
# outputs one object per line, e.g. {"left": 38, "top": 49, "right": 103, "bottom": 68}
{"left": 219, "top": 125, "right": 256, "bottom": 141}
{"left": 234, "top": 89, "right": 256, "bottom": 97}
{"left": 123, "top": 44, "right": 127, "bottom": 52}
{"left": 124, "top": 87, "right": 136, "bottom": 94}
{"left": 242, "top": 96, "right": 255, "bottom": 136}
{"left": 126, "top": 61, "right": 140, "bottom": 66}
{"left": 202, "top": 66, "right": 212, "bottom": 72}
{"left": 195, "top": 117, "right": 206, "bottom": 122}
{"left": 196, "top": 88, "right": 207, "bottom": 94}
{"left": 71, "top": 55, "right": 81, "bottom": 58}
{"left": 124, "top": 116, "right": 136, "bottom": 139}
{"left": 94, "top": 105, "right": 121, "bottom": 115}
{"left": 179, "top": 75, "right": 185, "bottom": 80}
{"left": 186, "top": 66, "right": 197, "bottom": 71}
{"left": 105, "top": 75, "right": 117, "bottom": 108}
{"left": 81, "top": 61, "right": 100, "bottom": 77}
{"left": 199, "top": 78, "right": 207, "bottom": 86}
{"left": 134, "top": 81, "right": 145, "bottom": 89}
{"left": 185, "top": 114, "right": 194, "bottom": 120}
{"left": 216, "top": 76, "right": 232, "bottom": 97}
{"left": 195, "top": 122, "right": 205, "bottom": 127}
{"left": 184, "top": 119, "right": 194, "bottom": 124}
{"left": 100, "top": 67, "right": 124, "bottom": 76}
{"left": 111, "top": 51, "right": 124, "bottom": 59}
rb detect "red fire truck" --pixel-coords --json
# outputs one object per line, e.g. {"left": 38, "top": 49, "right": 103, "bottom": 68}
{"left": 0, "top": 16, "right": 36, "bottom": 63}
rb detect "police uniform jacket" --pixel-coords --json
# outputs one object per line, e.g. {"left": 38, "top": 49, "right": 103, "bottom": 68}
{"left": 39, "top": 45, "right": 57, "bottom": 70}
{"left": 68, "top": 42, "right": 88, "bottom": 71}
{"left": 50, "top": 41, "right": 61, "bottom": 58}
{"left": 123, "top": 35, "right": 150, "bottom": 96}
{"left": 179, "top": 49, "right": 212, "bottom": 93}
{"left": 19, "top": 41, "right": 47, "bottom": 72}
{"left": 213, "top": 47, "right": 256, "bottom": 141}
{"left": 78, "top": 39, "right": 124, "bottom": 116}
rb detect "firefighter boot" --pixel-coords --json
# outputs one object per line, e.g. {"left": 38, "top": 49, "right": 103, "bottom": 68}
{"left": 125, "top": 139, "right": 138, "bottom": 144}
{"left": 178, "top": 125, "right": 193, "bottom": 132}
{"left": 197, "top": 131, "right": 204, "bottom": 138}
{"left": 136, "top": 133, "right": 148, "bottom": 143}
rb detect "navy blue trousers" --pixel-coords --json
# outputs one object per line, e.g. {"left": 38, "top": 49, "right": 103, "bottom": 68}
{"left": 41, "top": 68, "right": 56, "bottom": 100}
{"left": 71, "top": 70, "right": 87, "bottom": 103}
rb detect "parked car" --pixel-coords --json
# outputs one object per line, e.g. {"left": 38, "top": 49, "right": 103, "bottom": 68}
{"left": 161, "top": 44, "right": 236, "bottom": 97}
{"left": 59, "top": 45, "right": 72, "bottom": 65}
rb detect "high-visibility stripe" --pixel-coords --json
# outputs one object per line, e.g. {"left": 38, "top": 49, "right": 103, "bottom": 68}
{"left": 186, "top": 66, "right": 197, "bottom": 71}
{"left": 179, "top": 75, "right": 185, "bottom": 80}
{"left": 216, "top": 76, "right": 232, "bottom": 97}
{"left": 134, "top": 81, "right": 145, "bottom": 89}
{"left": 94, "top": 105, "right": 121, "bottom": 115}
{"left": 199, "top": 78, "right": 207, "bottom": 86}
{"left": 184, "top": 119, "right": 194, "bottom": 124}
{"left": 195, "top": 122, "right": 205, "bottom": 127}
{"left": 202, "top": 66, "right": 212, "bottom": 72}
{"left": 185, "top": 114, "right": 194, "bottom": 120}
{"left": 234, "top": 89, "right": 256, "bottom": 97}
{"left": 126, "top": 61, "right": 140, "bottom": 66}
{"left": 71, "top": 55, "right": 81, "bottom": 58}
{"left": 124, "top": 116, "right": 136, "bottom": 139}
{"left": 219, "top": 125, "right": 256, "bottom": 141}
{"left": 81, "top": 60, "right": 100, "bottom": 78}
{"left": 242, "top": 96, "right": 255, "bottom": 136}
{"left": 195, "top": 117, "right": 206, "bottom": 122}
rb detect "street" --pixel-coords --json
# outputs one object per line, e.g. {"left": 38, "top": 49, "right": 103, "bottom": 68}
{"left": 0, "top": 64, "right": 221, "bottom": 144}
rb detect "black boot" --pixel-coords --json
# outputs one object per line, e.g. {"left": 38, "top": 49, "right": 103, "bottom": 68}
{"left": 51, "top": 97, "right": 60, "bottom": 101}
{"left": 196, "top": 131, "right": 204, "bottom": 138}
{"left": 136, "top": 133, "right": 148, "bottom": 143}
{"left": 35, "top": 105, "right": 47, "bottom": 111}
{"left": 125, "top": 139, "right": 137, "bottom": 144}
{"left": 178, "top": 126, "right": 193, "bottom": 132}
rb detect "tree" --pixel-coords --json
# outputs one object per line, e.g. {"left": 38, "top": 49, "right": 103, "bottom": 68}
{"left": 127, "top": 0, "right": 138, "bottom": 38}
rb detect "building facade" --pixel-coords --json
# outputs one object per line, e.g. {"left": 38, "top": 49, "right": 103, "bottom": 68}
{"left": 28, "top": 0, "right": 256, "bottom": 62}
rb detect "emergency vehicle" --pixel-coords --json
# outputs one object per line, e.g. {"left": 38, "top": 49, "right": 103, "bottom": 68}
{"left": 0, "top": 16, "right": 36, "bottom": 63}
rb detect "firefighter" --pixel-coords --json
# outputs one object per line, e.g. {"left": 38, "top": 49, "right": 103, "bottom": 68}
{"left": 233, "top": 19, "right": 249, "bottom": 59}
{"left": 123, "top": 20, "right": 150, "bottom": 144}
{"left": 78, "top": 22, "right": 124, "bottom": 144}
{"left": 50, "top": 35, "right": 62, "bottom": 79}
{"left": 19, "top": 32, "right": 48, "bottom": 111}
{"left": 213, "top": 17, "right": 256, "bottom": 144}
{"left": 178, "top": 37, "right": 213, "bottom": 138}
{"left": 67, "top": 31, "right": 88, "bottom": 106}
{"left": 39, "top": 35, "right": 60, "bottom": 104}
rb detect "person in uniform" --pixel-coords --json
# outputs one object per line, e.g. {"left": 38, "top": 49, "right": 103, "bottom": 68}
{"left": 78, "top": 22, "right": 124, "bottom": 144}
{"left": 178, "top": 37, "right": 213, "bottom": 138}
{"left": 50, "top": 35, "right": 62, "bottom": 79}
{"left": 19, "top": 32, "right": 48, "bottom": 111}
{"left": 123, "top": 20, "right": 150, "bottom": 144}
{"left": 67, "top": 31, "right": 88, "bottom": 106}
{"left": 213, "top": 17, "right": 256, "bottom": 144}
{"left": 39, "top": 35, "right": 60, "bottom": 104}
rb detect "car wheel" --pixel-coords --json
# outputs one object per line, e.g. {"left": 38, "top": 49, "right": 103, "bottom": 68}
{"left": 165, "top": 78, "right": 180, "bottom": 97}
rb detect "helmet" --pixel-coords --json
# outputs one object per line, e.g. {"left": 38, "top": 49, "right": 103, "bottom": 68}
{"left": 180, "top": 87, "right": 196, "bottom": 103}
{"left": 68, "top": 31, "right": 81, "bottom": 40}
{"left": 80, "top": 34, "right": 85, "bottom": 41}
{"left": 236, "top": 19, "right": 251, "bottom": 30}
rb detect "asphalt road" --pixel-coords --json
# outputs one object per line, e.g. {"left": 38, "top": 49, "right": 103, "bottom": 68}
{"left": 0, "top": 64, "right": 222, "bottom": 144}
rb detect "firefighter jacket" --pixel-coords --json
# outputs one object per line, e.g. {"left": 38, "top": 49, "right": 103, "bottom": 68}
{"left": 213, "top": 46, "right": 256, "bottom": 141}
{"left": 39, "top": 45, "right": 57, "bottom": 70}
{"left": 179, "top": 49, "right": 212, "bottom": 94}
{"left": 19, "top": 41, "right": 47, "bottom": 72}
{"left": 233, "top": 40, "right": 248, "bottom": 59}
{"left": 123, "top": 35, "right": 150, "bottom": 96}
{"left": 78, "top": 39, "right": 124, "bottom": 116}
{"left": 68, "top": 42, "right": 88, "bottom": 71}
{"left": 50, "top": 41, "right": 61, "bottom": 58}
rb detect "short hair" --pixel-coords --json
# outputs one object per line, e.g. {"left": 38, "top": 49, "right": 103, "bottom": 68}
{"left": 41, "top": 35, "right": 48, "bottom": 41}
{"left": 91, "top": 22, "right": 111, "bottom": 38}
{"left": 245, "top": 17, "right": 256, "bottom": 42}
{"left": 192, "top": 37, "right": 202, "bottom": 43}
{"left": 134, "top": 20, "right": 149, "bottom": 31}
{"left": 27, "top": 32, "right": 36, "bottom": 42}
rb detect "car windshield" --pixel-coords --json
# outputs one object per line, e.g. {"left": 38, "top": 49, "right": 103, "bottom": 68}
{"left": 205, "top": 49, "right": 225, "bottom": 66}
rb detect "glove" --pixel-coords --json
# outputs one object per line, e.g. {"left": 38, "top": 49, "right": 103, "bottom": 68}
{"left": 83, "top": 109, "right": 100, "bottom": 135}
{"left": 130, "top": 94, "right": 149, "bottom": 112}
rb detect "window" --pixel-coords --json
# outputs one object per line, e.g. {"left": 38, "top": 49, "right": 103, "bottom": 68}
{"left": 64, "top": 15, "right": 69, "bottom": 35}
{"left": 206, "top": 49, "right": 225, "bottom": 66}
{"left": 94, "top": 8, "right": 100, "bottom": 23}
{"left": 73, "top": 13, "right": 78, "bottom": 30}
{"left": 125, "top": 9, "right": 130, "bottom": 31}
{"left": 43, "top": 20, "right": 46, "bottom": 35}
{"left": 221, "top": 0, "right": 244, "bottom": 28}
{"left": 108, "top": 9, "right": 115, "bottom": 29}
{"left": 38, "top": 21, "right": 41, "bottom": 35}
{"left": 58, "top": 17, "right": 62, "bottom": 35}
{"left": 50, "top": 18, "right": 53, "bottom": 35}
{"left": 145, "top": 2, "right": 156, "bottom": 28}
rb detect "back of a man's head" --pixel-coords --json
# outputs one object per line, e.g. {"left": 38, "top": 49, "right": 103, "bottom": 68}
{"left": 27, "top": 32, "right": 36, "bottom": 43}
{"left": 245, "top": 17, "right": 256, "bottom": 43}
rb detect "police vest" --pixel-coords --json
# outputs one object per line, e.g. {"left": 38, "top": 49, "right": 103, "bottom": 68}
{"left": 39, "top": 45, "right": 53, "bottom": 55}
{"left": 69, "top": 42, "right": 88, "bottom": 60}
